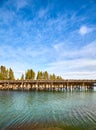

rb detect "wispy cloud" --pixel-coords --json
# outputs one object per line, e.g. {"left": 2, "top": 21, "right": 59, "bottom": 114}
{"left": 79, "top": 25, "right": 94, "bottom": 36}
{"left": 15, "top": 0, "right": 29, "bottom": 10}
{"left": 0, "top": 0, "right": 96, "bottom": 79}
{"left": 54, "top": 40, "right": 96, "bottom": 59}
{"left": 38, "top": 8, "right": 49, "bottom": 18}
{"left": 46, "top": 59, "right": 96, "bottom": 79}
{"left": 46, "top": 40, "right": 96, "bottom": 79}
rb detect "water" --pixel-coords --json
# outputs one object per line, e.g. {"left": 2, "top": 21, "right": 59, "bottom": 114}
{"left": 0, "top": 91, "right": 96, "bottom": 130}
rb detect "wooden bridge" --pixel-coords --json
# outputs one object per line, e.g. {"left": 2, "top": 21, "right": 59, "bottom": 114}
{"left": 0, "top": 80, "right": 96, "bottom": 91}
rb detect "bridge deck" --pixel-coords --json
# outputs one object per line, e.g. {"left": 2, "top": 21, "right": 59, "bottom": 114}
{"left": 0, "top": 79, "right": 96, "bottom": 83}
{"left": 0, "top": 80, "right": 96, "bottom": 90}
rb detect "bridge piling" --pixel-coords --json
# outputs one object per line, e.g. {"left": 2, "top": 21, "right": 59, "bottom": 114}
{"left": 0, "top": 80, "right": 95, "bottom": 91}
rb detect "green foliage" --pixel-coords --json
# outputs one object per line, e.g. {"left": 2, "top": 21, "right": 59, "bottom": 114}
{"left": 36, "top": 71, "right": 63, "bottom": 80}
{"left": 0, "top": 73, "right": 2, "bottom": 79}
{"left": 56, "top": 76, "right": 63, "bottom": 80}
{"left": 49, "top": 74, "right": 56, "bottom": 80}
{"left": 36, "top": 71, "right": 49, "bottom": 80}
{"left": 43, "top": 71, "right": 49, "bottom": 80}
{"left": 0, "top": 65, "right": 63, "bottom": 80}
{"left": 36, "top": 71, "right": 43, "bottom": 80}
{"left": 49, "top": 74, "right": 63, "bottom": 80}
{"left": 0, "top": 66, "right": 8, "bottom": 80}
{"left": 25, "top": 69, "right": 35, "bottom": 80}
{"left": 21, "top": 74, "right": 24, "bottom": 80}
{"left": 0, "top": 66, "right": 15, "bottom": 80}
{"left": 8, "top": 68, "right": 14, "bottom": 80}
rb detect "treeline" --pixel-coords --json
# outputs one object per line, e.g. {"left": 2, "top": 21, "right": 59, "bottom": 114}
{"left": 0, "top": 66, "right": 63, "bottom": 80}
{"left": 0, "top": 66, "right": 14, "bottom": 80}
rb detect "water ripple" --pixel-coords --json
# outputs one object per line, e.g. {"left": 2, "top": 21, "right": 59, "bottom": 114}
{"left": 0, "top": 91, "right": 96, "bottom": 129}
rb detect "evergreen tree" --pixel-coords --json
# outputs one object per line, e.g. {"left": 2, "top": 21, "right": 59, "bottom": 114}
{"left": 56, "top": 76, "right": 62, "bottom": 80}
{"left": 49, "top": 74, "right": 56, "bottom": 80}
{"left": 36, "top": 71, "right": 43, "bottom": 80}
{"left": 43, "top": 71, "right": 49, "bottom": 80}
{"left": 25, "top": 69, "right": 35, "bottom": 80}
{"left": 0, "top": 65, "right": 63, "bottom": 81}
{"left": 0, "top": 72, "right": 2, "bottom": 80}
{"left": 31, "top": 69, "right": 35, "bottom": 80}
{"left": 8, "top": 68, "right": 15, "bottom": 80}
{"left": 21, "top": 74, "right": 24, "bottom": 80}
{"left": 0, "top": 66, "right": 8, "bottom": 80}
{"left": 36, "top": 71, "right": 40, "bottom": 80}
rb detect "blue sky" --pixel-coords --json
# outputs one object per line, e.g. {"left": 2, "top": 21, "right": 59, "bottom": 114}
{"left": 0, "top": 0, "right": 96, "bottom": 79}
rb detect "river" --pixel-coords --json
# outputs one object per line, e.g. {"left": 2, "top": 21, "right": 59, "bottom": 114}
{"left": 0, "top": 90, "right": 96, "bottom": 130}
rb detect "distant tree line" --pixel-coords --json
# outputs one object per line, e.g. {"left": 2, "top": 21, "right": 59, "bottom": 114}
{"left": 0, "top": 65, "right": 63, "bottom": 80}
{"left": 0, "top": 66, "right": 14, "bottom": 80}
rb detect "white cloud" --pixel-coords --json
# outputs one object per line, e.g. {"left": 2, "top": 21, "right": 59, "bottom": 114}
{"left": 62, "top": 71, "right": 96, "bottom": 79}
{"left": 0, "top": 44, "right": 49, "bottom": 59}
{"left": 79, "top": 25, "right": 93, "bottom": 36}
{"left": 46, "top": 58, "right": 96, "bottom": 79}
{"left": 53, "top": 43, "right": 65, "bottom": 51}
{"left": 38, "top": 8, "right": 48, "bottom": 18}
{"left": 53, "top": 40, "right": 96, "bottom": 59}
{"left": 0, "top": 1, "right": 96, "bottom": 79}
{"left": 1, "top": 40, "right": 95, "bottom": 79}
{"left": 16, "top": 0, "right": 29, "bottom": 10}
{"left": 46, "top": 40, "right": 96, "bottom": 79}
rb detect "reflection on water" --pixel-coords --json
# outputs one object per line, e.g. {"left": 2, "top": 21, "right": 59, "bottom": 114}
{"left": 0, "top": 91, "right": 96, "bottom": 130}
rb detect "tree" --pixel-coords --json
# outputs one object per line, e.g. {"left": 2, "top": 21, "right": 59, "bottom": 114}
{"left": 36, "top": 71, "right": 43, "bottom": 80}
{"left": 30, "top": 69, "right": 35, "bottom": 80}
{"left": 43, "top": 71, "right": 49, "bottom": 80}
{"left": 0, "top": 65, "right": 63, "bottom": 81}
{"left": 56, "top": 76, "right": 62, "bottom": 80}
{"left": 0, "top": 72, "right": 2, "bottom": 80}
{"left": 25, "top": 69, "right": 35, "bottom": 80}
{"left": 21, "top": 74, "right": 24, "bottom": 80}
{"left": 0, "top": 66, "right": 8, "bottom": 80}
{"left": 8, "top": 68, "right": 15, "bottom": 80}
{"left": 49, "top": 74, "right": 56, "bottom": 80}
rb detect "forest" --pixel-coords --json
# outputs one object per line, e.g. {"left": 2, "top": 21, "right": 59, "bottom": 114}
{"left": 0, "top": 65, "right": 63, "bottom": 80}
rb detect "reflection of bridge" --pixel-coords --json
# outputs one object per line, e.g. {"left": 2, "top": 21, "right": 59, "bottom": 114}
{"left": 0, "top": 80, "right": 96, "bottom": 91}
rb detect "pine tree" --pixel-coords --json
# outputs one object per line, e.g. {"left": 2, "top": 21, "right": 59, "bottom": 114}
{"left": 49, "top": 74, "right": 56, "bottom": 80}
{"left": 30, "top": 69, "right": 35, "bottom": 80}
{"left": 21, "top": 74, "right": 24, "bottom": 80}
{"left": 43, "top": 71, "right": 49, "bottom": 80}
{"left": 0, "top": 66, "right": 8, "bottom": 80}
{"left": 0, "top": 72, "right": 2, "bottom": 80}
{"left": 25, "top": 69, "right": 35, "bottom": 80}
{"left": 56, "top": 76, "right": 62, "bottom": 80}
{"left": 8, "top": 68, "right": 15, "bottom": 80}
{"left": 36, "top": 71, "right": 43, "bottom": 80}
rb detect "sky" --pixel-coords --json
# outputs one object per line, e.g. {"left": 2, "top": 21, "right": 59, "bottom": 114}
{"left": 0, "top": 0, "right": 96, "bottom": 79}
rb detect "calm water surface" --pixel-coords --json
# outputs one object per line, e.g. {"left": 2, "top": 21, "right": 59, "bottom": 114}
{"left": 0, "top": 91, "right": 96, "bottom": 130}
